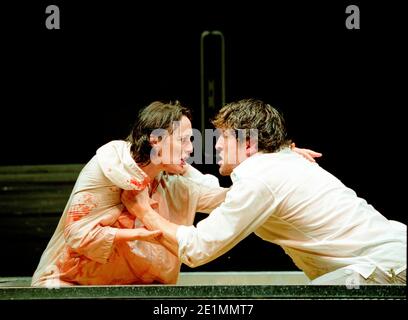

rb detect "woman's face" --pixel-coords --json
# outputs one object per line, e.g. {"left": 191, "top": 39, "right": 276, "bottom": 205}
{"left": 155, "top": 116, "right": 193, "bottom": 174}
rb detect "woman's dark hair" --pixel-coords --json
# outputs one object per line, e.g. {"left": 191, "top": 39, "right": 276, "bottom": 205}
{"left": 212, "top": 98, "right": 290, "bottom": 152}
{"left": 127, "top": 101, "right": 192, "bottom": 166}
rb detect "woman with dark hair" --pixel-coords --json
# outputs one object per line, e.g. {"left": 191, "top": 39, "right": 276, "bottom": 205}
{"left": 31, "top": 101, "right": 227, "bottom": 286}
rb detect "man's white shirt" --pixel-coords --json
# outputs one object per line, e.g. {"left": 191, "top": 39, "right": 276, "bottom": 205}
{"left": 177, "top": 148, "right": 406, "bottom": 280}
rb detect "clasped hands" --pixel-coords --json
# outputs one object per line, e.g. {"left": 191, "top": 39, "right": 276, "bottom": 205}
{"left": 117, "top": 188, "right": 162, "bottom": 243}
{"left": 121, "top": 188, "right": 157, "bottom": 219}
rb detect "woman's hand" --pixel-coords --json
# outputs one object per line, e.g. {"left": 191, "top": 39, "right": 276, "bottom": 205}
{"left": 119, "top": 189, "right": 164, "bottom": 244}
{"left": 121, "top": 189, "right": 152, "bottom": 218}
{"left": 291, "top": 142, "right": 322, "bottom": 163}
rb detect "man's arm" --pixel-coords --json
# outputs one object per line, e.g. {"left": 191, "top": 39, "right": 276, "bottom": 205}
{"left": 122, "top": 178, "right": 276, "bottom": 267}
{"left": 114, "top": 228, "right": 162, "bottom": 243}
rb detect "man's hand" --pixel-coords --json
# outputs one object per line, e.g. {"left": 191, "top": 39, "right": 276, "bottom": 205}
{"left": 291, "top": 143, "right": 322, "bottom": 163}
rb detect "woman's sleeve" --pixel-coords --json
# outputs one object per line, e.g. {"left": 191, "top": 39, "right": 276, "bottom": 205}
{"left": 63, "top": 192, "right": 122, "bottom": 264}
{"left": 195, "top": 183, "right": 229, "bottom": 214}
{"left": 96, "top": 140, "right": 150, "bottom": 191}
{"left": 62, "top": 141, "right": 148, "bottom": 264}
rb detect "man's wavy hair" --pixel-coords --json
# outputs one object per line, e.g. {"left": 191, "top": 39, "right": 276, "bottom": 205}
{"left": 212, "top": 98, "right": 291, "bottom": 153}
{"left": 127, "top": 101, "right": 192, "bottom": 166}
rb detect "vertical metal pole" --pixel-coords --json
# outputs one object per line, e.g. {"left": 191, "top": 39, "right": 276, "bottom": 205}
{"left": 200, "top": 30, "right": 225, "bottom": 154}
{"left": 210, "top": 31, "right": 225, "bottom": 107}
{"left": 200, "top": 31, "right": 210, "bottom": 139}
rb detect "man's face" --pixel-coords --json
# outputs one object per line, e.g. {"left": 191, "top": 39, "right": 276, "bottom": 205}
{"left": 215, "top": 129, "right": 248, "bottom": 176}
{"left": 159, "top": 116, "right": 193, "bottom": 174}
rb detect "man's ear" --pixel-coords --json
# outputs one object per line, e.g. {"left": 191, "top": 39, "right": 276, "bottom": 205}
{"left": 245, "top": 138, "right": 258, "bottom": 157}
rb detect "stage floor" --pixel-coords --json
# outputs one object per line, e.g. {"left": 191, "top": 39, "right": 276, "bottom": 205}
{"left": 0, "top": 272, "right": 405, "bottom": 300}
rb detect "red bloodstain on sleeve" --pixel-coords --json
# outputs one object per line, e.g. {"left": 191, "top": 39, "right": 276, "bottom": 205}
{"left": 129, "top": 177, "right": 150, "bottom": 190}
{"left": 66, "top": 193, "right": 97, "bottom": 223}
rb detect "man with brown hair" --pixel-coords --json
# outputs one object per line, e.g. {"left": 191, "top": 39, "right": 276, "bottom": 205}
{"left": 123, "top": 98, "right": 406, "bottom": 285}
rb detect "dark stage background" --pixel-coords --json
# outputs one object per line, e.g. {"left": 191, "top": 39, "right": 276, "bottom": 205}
{"left": 0, "top": 1, "right": 406, "bottom": 276}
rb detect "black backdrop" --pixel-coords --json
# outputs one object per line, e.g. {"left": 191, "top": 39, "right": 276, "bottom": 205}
{"left": 0, "top": 1, "right": 406, "bottom": 275}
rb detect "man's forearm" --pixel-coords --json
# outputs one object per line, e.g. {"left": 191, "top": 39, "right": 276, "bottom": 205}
{"left": 139, "top": 208, "right": 180, "bottom": 256}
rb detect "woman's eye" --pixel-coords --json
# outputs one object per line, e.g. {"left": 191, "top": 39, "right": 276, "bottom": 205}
{"left": 180, "top": 137, "right": 191, "bottom": 143}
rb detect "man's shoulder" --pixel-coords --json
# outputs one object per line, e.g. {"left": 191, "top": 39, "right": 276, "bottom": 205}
{"left": 232, "top": 151, "right": 309, "bottom": 189}
{"left": 233, "top": 152, "right": 285, "bottom": 178}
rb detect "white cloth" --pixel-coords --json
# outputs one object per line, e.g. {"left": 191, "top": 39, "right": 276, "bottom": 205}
{"left": 310, "top": 266, "right": 406, "bottom": 285}
{"left": 183, "top": 164, "right": 221, "bottom": 189}
{"left": 177, "top": 148, "right": 407, "bottom": 280}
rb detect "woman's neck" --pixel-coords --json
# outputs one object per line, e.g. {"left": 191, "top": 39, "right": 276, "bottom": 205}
{"left": 139, "top": 162, "right": 163, "bottom": 182}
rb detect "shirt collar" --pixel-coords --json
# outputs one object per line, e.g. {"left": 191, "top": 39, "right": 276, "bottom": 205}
{"left": 231, "top": 147, "right": 291, "bottom": 181}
